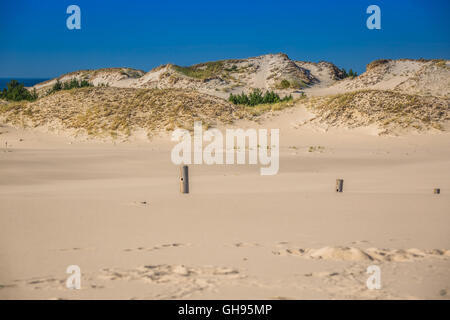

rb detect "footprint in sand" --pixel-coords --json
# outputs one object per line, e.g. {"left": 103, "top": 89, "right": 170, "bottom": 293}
{"left": 6, "top": 273, "right": 100, "bottom": 291}
{"left": 232, "top": 242, "right": 261, "bottom": 248}
{"left": 273, "top": 246, "right": 450, "bottom": 262}
{"left": 11, "top": 277, "right": 66, "bottom": 290}
{"left": 98, "top": 264, "right": 245, "bottom": 299}
{"left": 126, "top": 201, "right": 150, "bottom": 208}
{"left": 304, "top": 271, "right": 340, "bottom": 278}
{"left": 57, "top": 247, "right": 95, "bottom": 252}
{"left": 350, "top": 240, "right": 370, "bottom": 245}
{"left": 275, "top": 241, "right": 289, "bottom": 247}
{"left": 123, "top": 242, "right": 190, "bottom": 252}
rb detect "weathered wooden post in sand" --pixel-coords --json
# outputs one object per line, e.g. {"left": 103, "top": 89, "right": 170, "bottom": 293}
{"left": 433, "top": 188, "right": 440, "bottom": 194}
{"left": 336, "top": 179, "right": 344, "bottom": 192}
{"left": 180, "top": 165, "right": 189, "bottom": 194}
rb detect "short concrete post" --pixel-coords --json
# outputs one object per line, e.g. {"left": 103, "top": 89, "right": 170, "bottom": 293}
{"left": 180, "top": 165, "right": 189, "bottom": 194}
{"left": 336, "top": 179, "right": 344, "bottom": 192}
{"left": 433, "top": 188, "right": 440, "bottom": 194}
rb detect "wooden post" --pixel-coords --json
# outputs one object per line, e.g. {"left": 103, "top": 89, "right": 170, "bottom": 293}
{"left": 433, "top": 188, "right": 440, "bottom": 194}
{"left": 180, "top": 165, "right": 189, "bottom": 194}
{"left": 336, "top": 179, "right": 344, "bottom": 192}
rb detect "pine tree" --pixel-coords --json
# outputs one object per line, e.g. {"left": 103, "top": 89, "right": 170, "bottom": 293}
{"left": 2, "top": 80, "right": 35, "bottom": 101}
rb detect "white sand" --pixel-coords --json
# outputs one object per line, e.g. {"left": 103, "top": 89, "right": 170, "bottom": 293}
{"left": 0, "top": 107, "right": 449, "bottom": 299}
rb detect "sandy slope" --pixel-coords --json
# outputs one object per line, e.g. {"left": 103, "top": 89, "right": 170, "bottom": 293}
{"left": 325, "top": 59, "right": 450, "bottom": 97}
{"left": 0, "top": 106, "right": 449, "bottom": 300}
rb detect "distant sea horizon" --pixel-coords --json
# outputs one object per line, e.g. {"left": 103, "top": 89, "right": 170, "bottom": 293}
{"left": 0, "top": 78, "right": 50, "bottom": 90}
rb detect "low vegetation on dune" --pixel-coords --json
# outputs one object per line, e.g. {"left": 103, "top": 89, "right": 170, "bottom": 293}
{"left": 366, "top": 59, "right": 391, "bottom": 71}
{"left": 172, "top": 61, "right": 226, "bottom": 80}
{"left": 0, "top": 87, "right": 241, "bottom": 138}
{"left": 228, "top": 89, "right": 292, "bottom": 106}
{"left": 2, "top": 55, "right": 448, "bottom": 138}
{"left": 47, "top": 78, "right": 92, "bottom": 94}
{"left": 306, "top": 89, "right": 449, "bottom": 133}
{"left": 275, "top": 79, "right": 308, "bottom": 90}
{"left": 0, "top": 87, "right": 300, "bottom": 138}
{"left": 1, "top": 86, "right": 447, "bottom": 138}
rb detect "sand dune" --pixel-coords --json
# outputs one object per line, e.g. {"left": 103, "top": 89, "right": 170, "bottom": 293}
{"left": 331, "top": 59, "right": 450, "bottom": 97}
{"left": 1, "top": 108, "right": 449, "bottom": 299}
{"left": 29, "top": 53, "right": 343, "bottom": 99}
{"left": 1, "top": 54, "right": 449, "bottom": 300}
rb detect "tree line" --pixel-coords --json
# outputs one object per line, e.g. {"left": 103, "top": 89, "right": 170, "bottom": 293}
{"left": 0, "top": 78, "right": 92, "bottom": 102}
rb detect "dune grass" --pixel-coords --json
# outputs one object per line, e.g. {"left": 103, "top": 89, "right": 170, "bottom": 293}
{"left": 306, "top": 89, "right": 449, "bottom": 132}
{"left": 173, "top": 61, "right": 225, "bottom": 80}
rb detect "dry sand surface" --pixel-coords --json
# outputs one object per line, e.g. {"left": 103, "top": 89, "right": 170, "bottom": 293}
{"left": 0, "top": 106, "right": 449, "bottom": 300}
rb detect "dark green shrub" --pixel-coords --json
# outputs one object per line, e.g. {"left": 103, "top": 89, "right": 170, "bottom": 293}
{"left": 280, "top": 79, "right": 290, "bottom": 89}
{"left": 342, "top": 68, "right": 358, "bottom": 78}
{"left": 229, "top": 89, "right": 292, "bottom": 106}
{"left": 348, "top": 69, "right": 358, "bottom": 78}
{"left": 0, "top": 80, "right": 37, "bottom": 101}
{"left": 52, "top": 80, "right": 62, "bottom": 92}
{"left": 49, "top": 78, "right": 91, "bottom": 94}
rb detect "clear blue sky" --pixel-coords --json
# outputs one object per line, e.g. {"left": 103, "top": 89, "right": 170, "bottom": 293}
{"left": 0, "top": 0, "right": 449, "bottom": 78}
